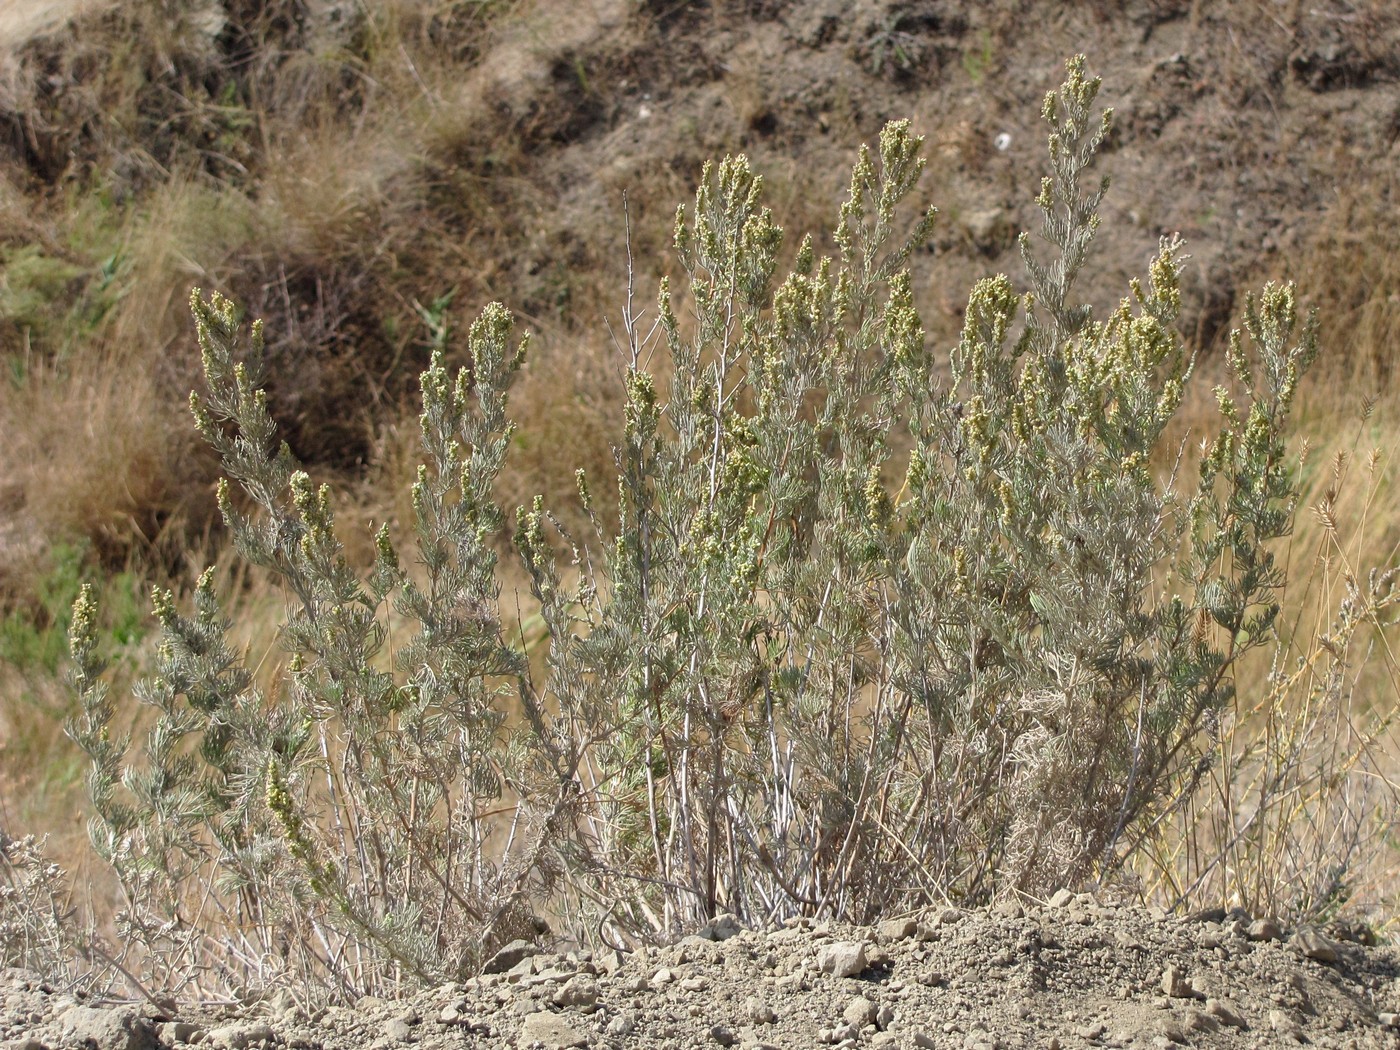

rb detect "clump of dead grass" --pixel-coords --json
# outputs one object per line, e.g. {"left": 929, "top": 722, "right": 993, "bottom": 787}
{"left": 1136, "top": 397, "right": 1400, "bottom": 927}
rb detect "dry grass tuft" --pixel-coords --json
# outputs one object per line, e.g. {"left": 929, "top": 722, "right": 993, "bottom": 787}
{"left": 1139, "top": 399, "right": 1400, "bottom": 925}
{"left": 1286, "top": 185, "right": 1400, "bottom": 397}
{"left": 0, "top": 351, "right": 214, "bottom": 569}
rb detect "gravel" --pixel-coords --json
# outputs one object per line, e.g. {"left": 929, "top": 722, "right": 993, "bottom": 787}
{"left": 4, "top": 896, "right": 1400, "bottom": 1049}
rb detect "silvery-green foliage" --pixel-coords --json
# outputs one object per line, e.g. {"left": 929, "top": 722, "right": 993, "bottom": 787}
{"left": 70, "top": 296, "right": 553, "bottom": 998}
{"left": 69, "top": 56, "right": 1319, "bottom": 993}
{"left": 542, "top": 56, "right": 1315, "bottom": 934}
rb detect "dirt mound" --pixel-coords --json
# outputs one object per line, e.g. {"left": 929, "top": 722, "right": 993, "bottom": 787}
{"left": 6, "top": 898, "right": 1400, "bottom": 1049}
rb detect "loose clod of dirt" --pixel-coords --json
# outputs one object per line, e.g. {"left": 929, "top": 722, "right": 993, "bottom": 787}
{"left": 6, "top": 896, "right": 1400, "bottom": 1050}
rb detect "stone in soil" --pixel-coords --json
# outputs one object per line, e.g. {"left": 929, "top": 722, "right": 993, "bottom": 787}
{"left": 5, "top": 900, "right": 1400, "bottom": 1049}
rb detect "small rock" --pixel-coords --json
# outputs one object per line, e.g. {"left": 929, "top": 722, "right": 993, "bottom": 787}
{"left": 1161, "top": 965, "right": 1196, "bottom": 999}
{"left": 817, "top": 941, "right": 869, "bottom": 978}
{"left": 993, "top": 900, "right": 1024, "bottom": 920}
{"left": 518, "top": 1011, "right": 588, "bottom": 1049}
{"left": 1292, "top": 927, "right": 1341, "bottom": 963}
{"left": 746, "top": 997, "right": 777, "bottom": 1024}
{"left": 1247, "top": 918, "right": 1283, "bottom": 941}
{"left": 381, "top": 1018, "right": 413, "bottom": 1043}
{"left": 698, "top": 913, "right": 743, "bottom": 941}
{"left": 650, "top": 967, "right": 675, "bottom": 988}
{"left": 605, "top": 1014, "right": 635, "bottom": 1037}
{"left": 877, "top": 917, "right": 916, "bottom": 942}
{"left": 438, "top": 999, "right": 469, "bottom": 1024}
{"left": 1184, "top": 1009, "right": 1221, "bottom": 1033}
{"left": 876, "top": 1004, "right": 895, "bottom": 1029}
{"left": 206, "top": 1021, "right": 274, "bottom": 1050}
{"left": 1205, "top": 998, "right": 1247, "bottom": 1028}
{"left": 710, "top": 1024, "right": 739, "bottom": 1046}
{"left": 159, "top": 1021, "right": 202, "bottom": 1044}
{"left": 553, "top": 975, "right": 599, "bottom": 1011}
{"left": 843, "top": 997, "right": 877, "bottom": 1027}
{"left": 60, "top": 1006, "right": 157, "bottom": 1050}
{"left": 1047, "top": 888, "right": 1075, "bottom": 909}
{"left": 1269, "top": 1009, "right": 1304, "bottom": 1039}
{"left": 484, "top": 939, "right": 537, "bottom": 974}
{"left": 912, "top": 1034, "right": 939, "bottom": 1049}
{"left": 1379, "top": 1012, "right": 1398, "bottom": 1028}
{"left": 507, "top": 955, "right": 539, "bottom": 981}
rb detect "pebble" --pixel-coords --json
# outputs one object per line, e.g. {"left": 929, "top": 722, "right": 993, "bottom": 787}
{"left": 1205, "top": 997, "right": 1247, "bottom": 1028}
{"left": 877, "top": 917, "right": 917, "bottom": 941}
{"left": 438, "top": 999, "right": 468, "bottom": 1023}
{"left": 699, "top": 913, "right": 744, "bottom": 941}
{"left": 206, "top": 1020, "right": 275, "bottom": 1049}
{"left": 816, "top": 941, "right": 868, "bottom": 978}
{"left": 1270, "top": 1008, "right": 1305, "bottom": 1039}
{"left": 551, "top": 975, "right": 598, "bottom": 1010}
{"left": 2, "top": 896, "right": 1395, "bottom": 1050}
{"left": 483, "top": 939, "right": 536, "bottom": 974}
{"left": 745, "top": 996, "right": 777, "bottom": 1024}
{"left": 843, "top": 996, "right": 876, "bottom": 1027}
{"left": 1292, "top": 927, "right": 1341, "bottom": 963}
{"left": 1161, "top": 964, "right": 1196, "bottom": 999}
{"left": 517, "top": 1011, "right": 588, "bottom": 1049}
{"left": 381, "top": 1017, "right": 413, "bottom": 1042}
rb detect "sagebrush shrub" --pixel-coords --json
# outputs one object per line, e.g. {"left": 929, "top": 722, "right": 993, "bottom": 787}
{"left": 67, "top": 57, "right": 1329, "bottom": 999}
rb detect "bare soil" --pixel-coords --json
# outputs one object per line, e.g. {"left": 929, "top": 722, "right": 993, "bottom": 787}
{"left": 7, "top": 898, "right": 1400, "bottom": 1049}
{"left": 441, "top": 0, "right": 1400, "bottom": 359}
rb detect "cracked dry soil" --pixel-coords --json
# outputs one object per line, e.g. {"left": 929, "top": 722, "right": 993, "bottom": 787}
{"left": 6, "top": 894, "right": 1400, "bottom": 1050}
